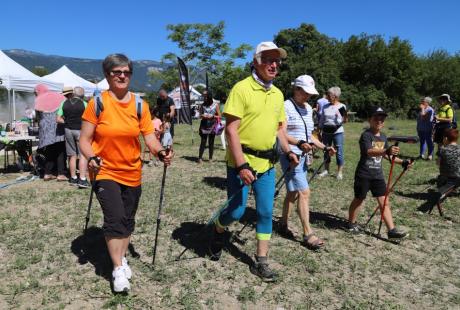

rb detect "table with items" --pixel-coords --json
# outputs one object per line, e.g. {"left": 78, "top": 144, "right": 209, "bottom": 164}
{"left": 1, "top": 123, "right": 39, "bottom": 172}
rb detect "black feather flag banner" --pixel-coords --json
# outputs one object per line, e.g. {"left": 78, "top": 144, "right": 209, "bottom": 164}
{"left": 177, "top": 57, "right": 192, "bottom": 125}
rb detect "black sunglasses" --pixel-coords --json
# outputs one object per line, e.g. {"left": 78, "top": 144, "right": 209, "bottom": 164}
{"left": 110, "top": 70, "right": 132, "bottom": 77}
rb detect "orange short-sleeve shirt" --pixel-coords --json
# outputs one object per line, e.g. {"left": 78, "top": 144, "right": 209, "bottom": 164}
{"left": 82, "top": 91, "right": 154, "bottom": 186}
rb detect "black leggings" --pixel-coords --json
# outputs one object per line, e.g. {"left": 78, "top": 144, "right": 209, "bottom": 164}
{"left": 44, "top": 141, "right": 67, "bottom": 175}
{"left": 199, "top": 133, "right": 216, "bottom": 160}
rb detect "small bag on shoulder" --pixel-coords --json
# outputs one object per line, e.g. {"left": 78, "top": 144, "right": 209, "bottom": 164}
{"left": 322, "top": 124, "right": 341, "bottom": 134}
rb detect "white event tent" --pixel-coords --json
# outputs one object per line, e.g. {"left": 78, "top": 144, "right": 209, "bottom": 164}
{"left": 96, "top": 78, "right": 109, "bottom": 90}
{"left": 168, "top": 86, "right": 203, "bottom": 109}
{"left": 43, "top": 65, "right": 98, "bottom": 97}
{"left": 0, "top": 50, "right": 63, "bottom": 122}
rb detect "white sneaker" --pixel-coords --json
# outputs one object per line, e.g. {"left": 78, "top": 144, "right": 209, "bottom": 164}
{"left": 122, "top": 257, "right": 132, "bottom": 279}
{"left": 318, "top": 170, "right": 329, "bottom": 178}
{"left": 336, "top": 172, "right": 343, "bottom": 180}
{"left": 112, "top": 266, "right": 130, "bottom": 292}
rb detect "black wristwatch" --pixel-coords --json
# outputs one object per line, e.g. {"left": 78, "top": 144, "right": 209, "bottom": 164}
{"left": 296, "top": 140, "right": 306, "bottom": 148}
{"left": 89, "top": 156, "right": 101, "bottom": 165}
{"left": 236, "top": 162, "right": 256, "bottom": 177}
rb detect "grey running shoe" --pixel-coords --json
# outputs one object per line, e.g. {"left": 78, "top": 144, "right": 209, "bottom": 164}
{"left": 69, "top": 177, "right": 79, "bottom": 186}
{"left": 347, "top": 222, "right": 361, "bottom": 234}
{"left": 78, "top": 179, "right": 91, "bottom": 189}
{"left": 208, "top": 226, "right": 225, "bottom": 261}
{"left": 250, "top": 255, "right": 277, "bottom": 283}
{"left": 388, "top": 228, "right": 408, "bottom": 239}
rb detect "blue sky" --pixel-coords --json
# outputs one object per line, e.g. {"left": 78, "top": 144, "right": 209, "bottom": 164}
{"left": 2, "top": 0, "right": 459, "bottom": 62}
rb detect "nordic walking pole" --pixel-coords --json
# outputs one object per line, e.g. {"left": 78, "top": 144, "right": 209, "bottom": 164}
{"left": 274, "top": 152, "right": 308, "bottom": 198}
{"left": 377, "top": 142, "right": 399, "bottom": 235}
{"left": 365, "top": 157, "right": 412, "bottom": 227}
{"left": 274, "top": 167, "right": 290, "bottom": 199}
{"left": 308, "top": 147, "right": 331, "bottom": 183}
{"left": 152, "top": 148, "right": 171, "bottom": 266}
{"left": 388, "top": 159, "right": 413, "bottom": 193}
{"left": 84, "top": 157, "right": 101, "bottom": 233}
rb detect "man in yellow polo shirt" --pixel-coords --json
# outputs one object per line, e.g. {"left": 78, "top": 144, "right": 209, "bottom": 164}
{"left": 434, "top": 94, "right": 455, "bottom": 154}
{"left": 209, "top": 41, "right": 299, "bottom": 282}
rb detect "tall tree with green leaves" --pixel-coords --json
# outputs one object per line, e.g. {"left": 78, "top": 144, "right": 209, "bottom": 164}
{"left": 341, "top": 34, "right": 418, "bottom": 115}
{"left": 416, "top": 50, "right": 460, "bottom": 103}
{"left": 274, "top": 23, "right": 343, "bottom": 98}
{"left": 150, "top": 22, "right": 251, "bottom": 99}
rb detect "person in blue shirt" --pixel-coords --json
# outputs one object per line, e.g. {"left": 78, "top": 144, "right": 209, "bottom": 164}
{"left": 416, "top": 97, "right": 435, "bottom": 160}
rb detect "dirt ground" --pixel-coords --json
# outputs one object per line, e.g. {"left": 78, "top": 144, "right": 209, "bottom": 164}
{"left": 0, "top": 121, "right": 459, "bottom": 309}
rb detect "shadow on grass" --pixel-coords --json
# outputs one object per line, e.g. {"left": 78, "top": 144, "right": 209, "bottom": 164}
{"left": 70, "top": 226, "right": 112, "bottom": 281}
{"left": 310, "top": 211, "right": 349, "bottom": 230}
{"left": 395, "top": 189, "right": 440, "bottom": 213}
{"left": 203, "top": 176, "right": 226, "bottom": 190}
{"left": 181, "top": 155, "right": 199, "bottom": 163}
{"left": 408, "top": 177, "right": 437, "bottom": 186}
{"left": 394, "top": 189, "right": 438, "bottom": 201}
{"left": 172, "top": 209, "right": 257, "bottom": 267}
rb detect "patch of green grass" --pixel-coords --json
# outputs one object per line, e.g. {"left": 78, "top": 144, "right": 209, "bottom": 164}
{"left": 237, "top": 285, "right": 257, "bottom": 304}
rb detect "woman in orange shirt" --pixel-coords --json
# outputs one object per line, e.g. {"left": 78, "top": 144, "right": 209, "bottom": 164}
{"left": 80, "top": 54, "right": 173, "bottom": 293}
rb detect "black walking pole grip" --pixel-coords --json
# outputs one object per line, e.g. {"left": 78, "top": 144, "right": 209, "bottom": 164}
{"left": 84, "top": 157, "right": 101, "bottom": 233}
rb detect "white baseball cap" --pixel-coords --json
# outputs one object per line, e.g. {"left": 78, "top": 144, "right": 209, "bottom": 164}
{"left": 292, "top": 75, "right": 319, "bottom": 95}
{"left": 254, "top": 41, "right": 287, "bottom": 59}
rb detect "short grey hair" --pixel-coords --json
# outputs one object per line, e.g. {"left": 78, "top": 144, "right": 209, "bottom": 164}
{"left": 102, "top": 53, "right": 133, "bottom": 76}
{"left": 73, "top": 86, "right": 85, "bottom": 98}
{"left": 328, "top": 86, "right": 341, "bottom": 98}
{"left": 422, "top": 96, "right": 432, "bottom": 104}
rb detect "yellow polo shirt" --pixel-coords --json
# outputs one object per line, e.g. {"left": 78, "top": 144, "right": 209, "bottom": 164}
{"left": 437, "top": 104, "right": 453, "bottom": 119}
{"left": 224, "top": 76, "right": 286, "bottom": 173}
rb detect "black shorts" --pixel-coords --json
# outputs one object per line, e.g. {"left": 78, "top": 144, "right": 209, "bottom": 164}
{"left": 95, "top": 179, "right": 142, "bottom": 238}
{"left": 433, "top": 123, "right": 451, "bottom": 144}
{"left": 354, "top": 177, "right": 386, "bottom": 199}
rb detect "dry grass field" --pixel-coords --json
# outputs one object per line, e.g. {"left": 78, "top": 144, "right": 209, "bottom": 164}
{"left": 0, "top": 119, "right": 459, "bottom": 309}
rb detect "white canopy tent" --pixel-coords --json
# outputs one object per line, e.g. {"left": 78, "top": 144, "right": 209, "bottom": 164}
{"left": 96, "top": 78, "right": 109, "bottom": 90}
{"left": 168, "top": 86, "right": 203, "bottom": 109}
{"left": 0, "top": 50, "right": 63, "bottom": 122}
{"left": 43, "top": 65, "right": 97, "bottom": 97}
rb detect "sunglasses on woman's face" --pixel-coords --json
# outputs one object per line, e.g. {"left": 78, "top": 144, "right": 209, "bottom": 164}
{"left": 110, "top": 70, "right": 132, "bottom": 77}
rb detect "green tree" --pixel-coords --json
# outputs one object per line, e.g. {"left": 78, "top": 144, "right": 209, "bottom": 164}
{"left": 341, "top": 34, "right": 418, "bottom": 116}
{"left": 32, "top": 66, "right": 49, "bottom": 77}
{"left": 150, "top": 22, "right": 251, "bottom": 100}
{"left": 416, "top": 50, "right": 460, "bottom": 104}
{"left": 274, "top": 23, "right": 343, "bottom": 98}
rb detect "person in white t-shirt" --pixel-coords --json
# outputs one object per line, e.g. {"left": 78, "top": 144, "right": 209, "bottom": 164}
{"left": 279, "top": 75, "right": 335, "bottom": 250}
{"left": 318, "top": 86, "right": 347, "bottom": 180}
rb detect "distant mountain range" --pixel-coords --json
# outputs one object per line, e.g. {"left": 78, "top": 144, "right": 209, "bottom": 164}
{"left": 3, "top": 49, "right": 168, "bottom": 91}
